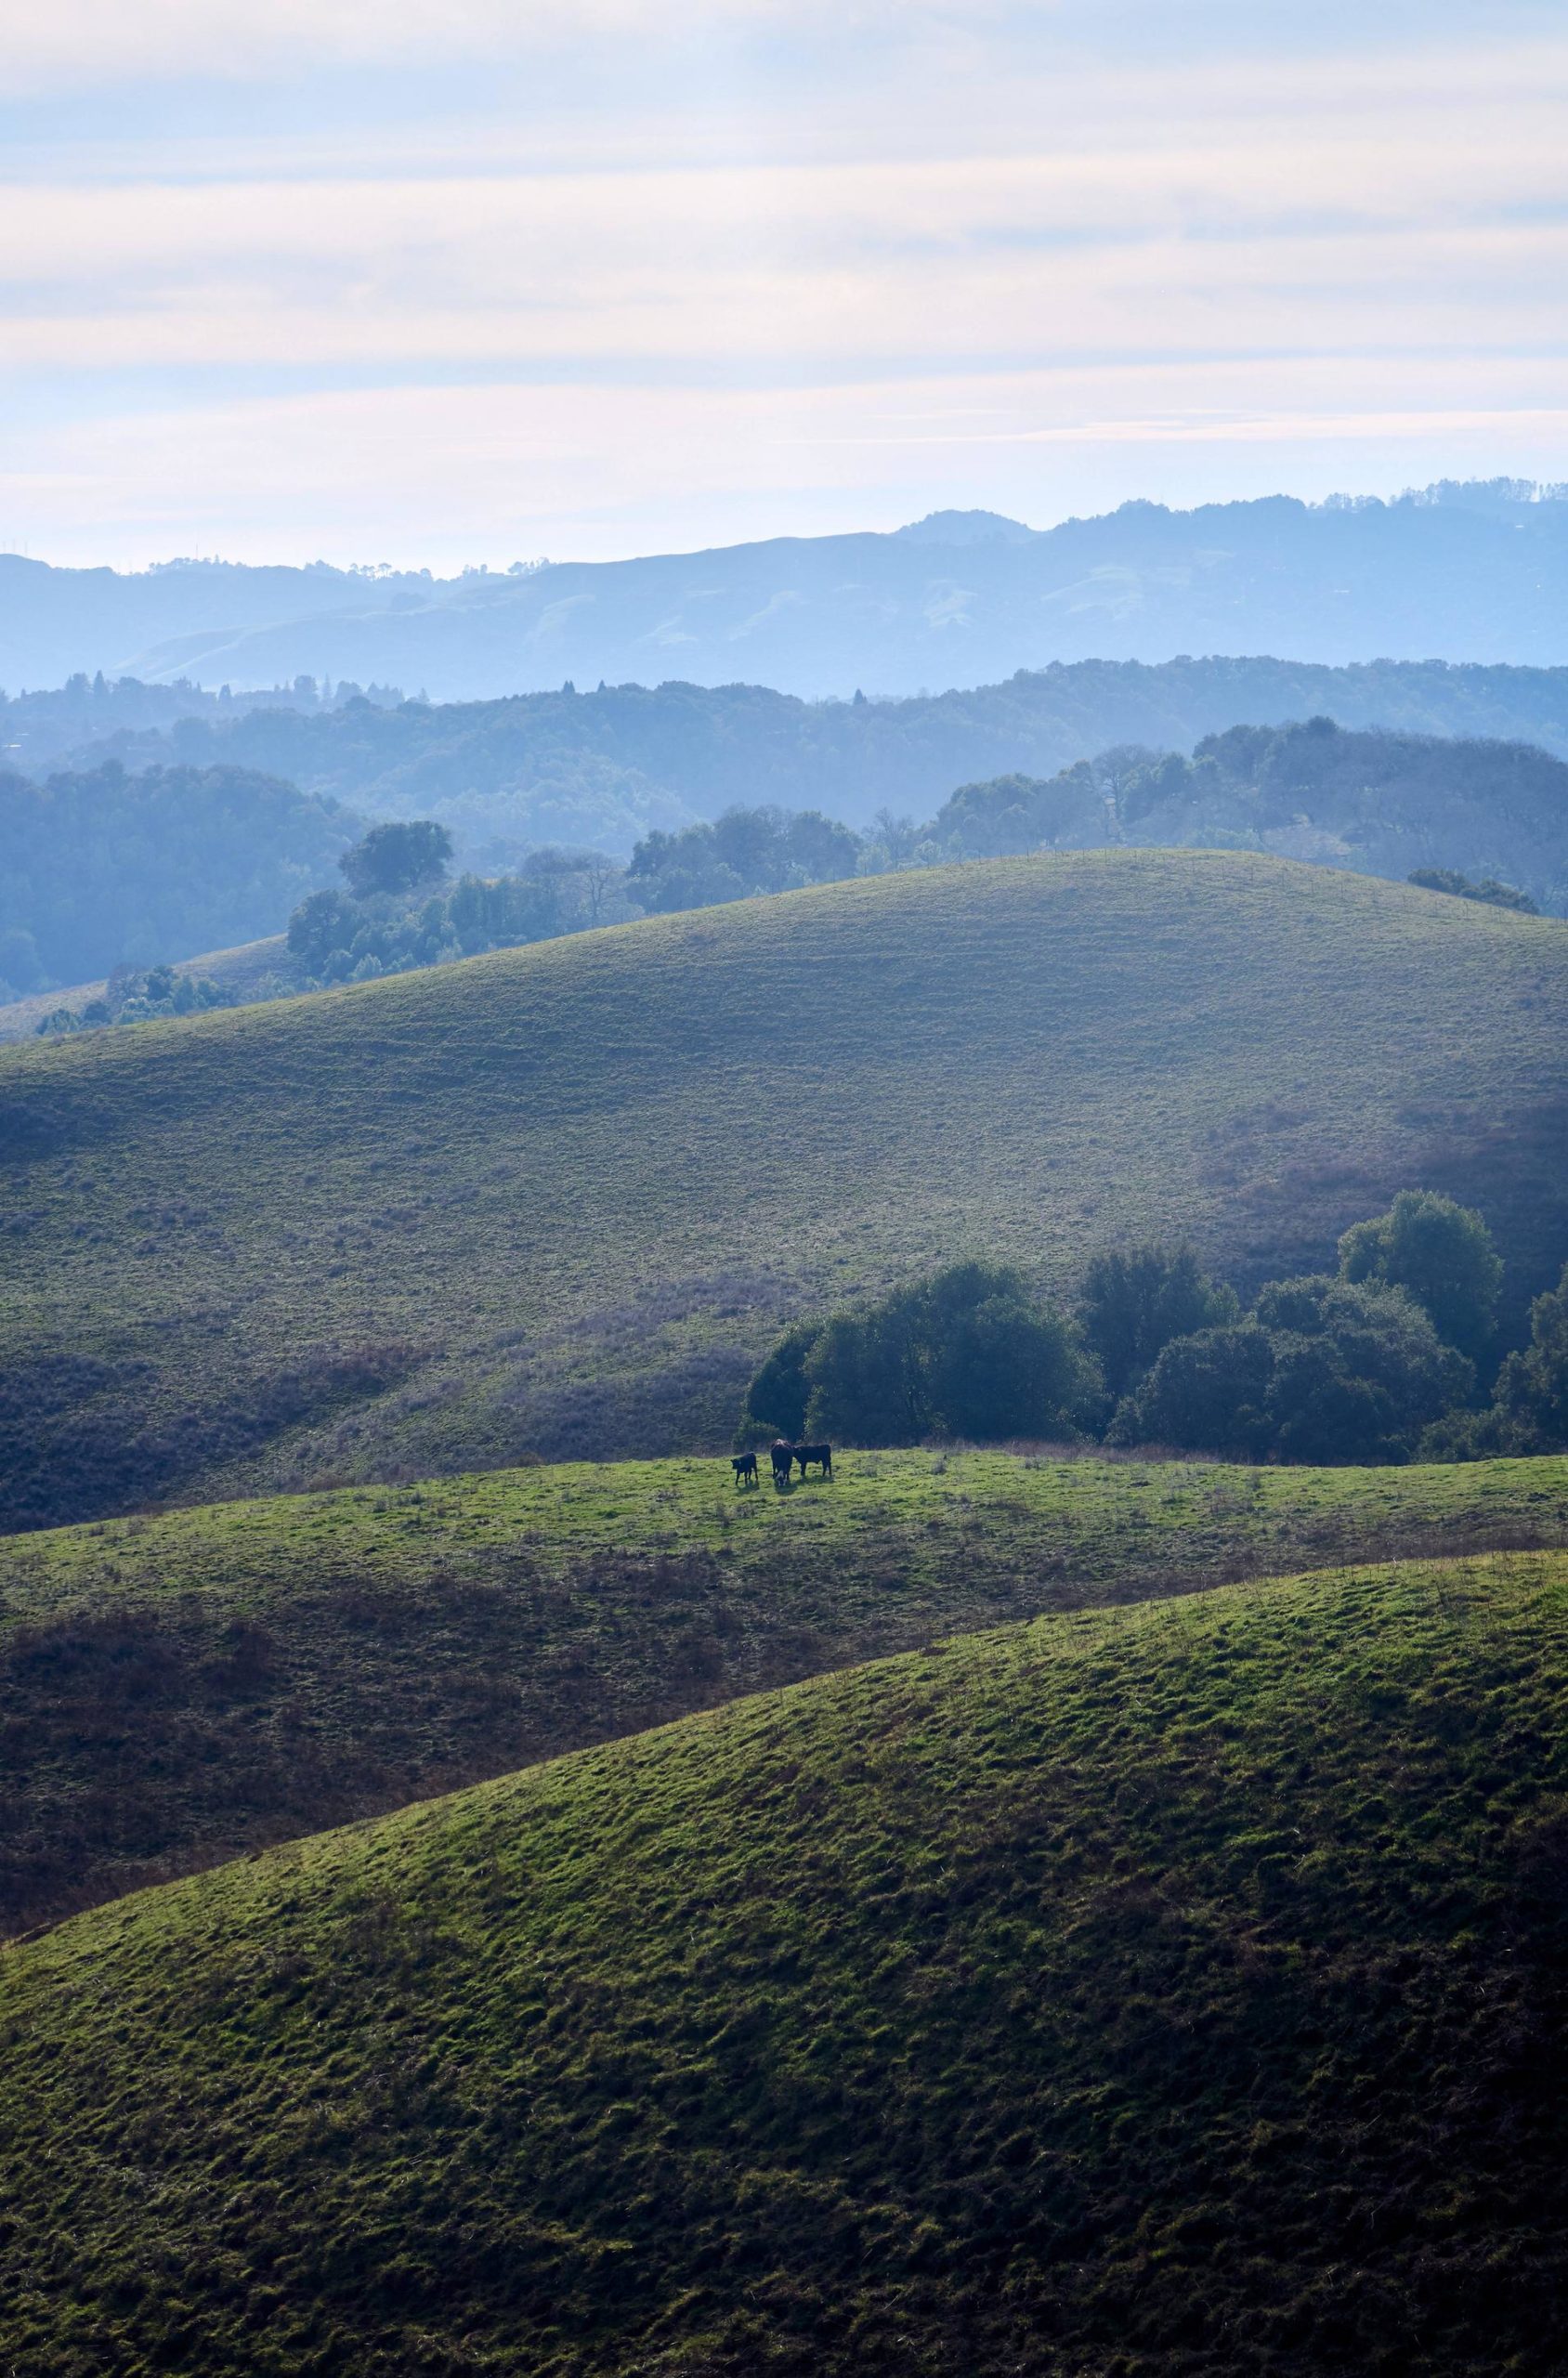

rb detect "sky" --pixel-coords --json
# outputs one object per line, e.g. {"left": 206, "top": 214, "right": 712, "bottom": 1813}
{"left": 2, "top": 0, "right": 1566, "bottom": 570}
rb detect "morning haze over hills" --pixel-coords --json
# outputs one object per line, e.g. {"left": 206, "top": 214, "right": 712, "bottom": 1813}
{"left": 7, "top": 478, "right": 1568, "bottom": 699}
{"left": 7, "top": 1, "right": 1568, "bottom": 2364}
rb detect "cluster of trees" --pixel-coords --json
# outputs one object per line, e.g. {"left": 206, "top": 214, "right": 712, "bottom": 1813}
{"left": 626, "top": 806, "right": 862, "bottom": 911}
{"left": 924, "top": 722, "right": 1566, "bottom": 910}
{"left": 9, "top": 713, "right": 1559, "bottom": 1029}
{"left": 0, "top": 760, "right": 357, "bottom": 999}
{"left": 8, "top": 704, "right": 1561, "bottom": 1024}
{"left": 739, "top": 1262, "right": 1103, "bottom": 1450}
{"left": 740, "top": 1192, "right": 1568, "bottom": 1466}
{"left": 0, "top": 671, "right": 404, "bottom": 777}
{"left": 1407, "top": 867, "right": 1538, "bottom": 913}
{"left": 286, "top": 805, "right": 933, "bottom": 994}
{"left": 285, "top": 821, "right": 639, "bottom": 988}
{"left": 35, "top": 962, "right": 231, "bottom": 1037}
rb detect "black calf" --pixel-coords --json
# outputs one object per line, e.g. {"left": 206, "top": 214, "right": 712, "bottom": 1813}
{"left": 731, "top": 1451, "right": 758, "bottom": 1486}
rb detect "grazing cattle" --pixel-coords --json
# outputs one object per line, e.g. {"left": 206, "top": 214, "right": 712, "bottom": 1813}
{"left": 770, "top": 1439, "right": 795, "bottom": 1485}
{"left": 731, "top": 1451, "right": 758, "bottom": 1486}
{"left": 795, "top": 1442, "right": 833, "bottom": 1479}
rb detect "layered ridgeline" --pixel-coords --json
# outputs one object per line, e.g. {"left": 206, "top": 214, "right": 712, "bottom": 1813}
{"left": 3, "top": 851, "right": 1566, "bottom": 1532}
{"left": 8, "top": 718, "right": 1567, "bottom": 1043}
{"left": 4, "top": 1551, "right": 1568, "bottom": 2374}
{"left": 46, "top": 659, "right": 1568, "bottom": 859}
{"left": 6, "top": 1445, "right": 1562, "bottom": 1937}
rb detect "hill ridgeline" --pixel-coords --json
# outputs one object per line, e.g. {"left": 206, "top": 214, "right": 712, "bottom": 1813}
{"left": 2, "top": 850, "right": 1565, "bottom": 1532}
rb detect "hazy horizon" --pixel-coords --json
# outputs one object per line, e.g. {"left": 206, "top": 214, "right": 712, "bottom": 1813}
{"left": 9, "top": 475, "right": 1568, "bottom": 584}
{"left": 4, "top": 2, "right": 1567, "bottom": 573}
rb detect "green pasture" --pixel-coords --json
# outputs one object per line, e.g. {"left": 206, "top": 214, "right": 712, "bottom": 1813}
{"left": 5, "top": 1444, "right": 1562, "bottom": 1936}
{"left": 5, "top": 1548, "right": 1567, "bottom": 2374}
{"left": 3, "top": 850, "right": 1566, "bottom": 1529}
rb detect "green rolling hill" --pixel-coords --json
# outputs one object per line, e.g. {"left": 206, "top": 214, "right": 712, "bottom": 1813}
{"left": 4, "top": 1548, "right": 1567, "bottom": 2375}
{"left": 7, "top": 1445, "right": 1562, "bottom": 1938}
{"left": 3, "top": 849, "right": 1566, "bottom": 1533}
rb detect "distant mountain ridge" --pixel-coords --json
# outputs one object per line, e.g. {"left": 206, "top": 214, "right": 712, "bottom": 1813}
{"left": 6, "top": 479, "right": 1568, "bottom": 700}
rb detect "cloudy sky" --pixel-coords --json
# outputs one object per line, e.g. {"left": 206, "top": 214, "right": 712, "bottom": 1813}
{"left": 3, "top": 0, "right": 1566, "bottom": 568}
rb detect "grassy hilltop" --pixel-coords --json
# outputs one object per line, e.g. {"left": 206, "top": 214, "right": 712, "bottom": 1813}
{"left": 3, "top": 849, "right": 1566, "bottom": 1531}
{"left": 5, "top": 1549, "right": 1568, "bottom": 2375}
{"left": 7, "top": 1444, "right": 1563, "bottom": 1937}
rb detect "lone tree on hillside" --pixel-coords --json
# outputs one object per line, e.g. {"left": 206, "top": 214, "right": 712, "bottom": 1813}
{"left": 340, "top": 819, "right": 453, "bottom": 898}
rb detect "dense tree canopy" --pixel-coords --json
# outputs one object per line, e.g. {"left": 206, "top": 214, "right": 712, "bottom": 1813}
{"left": 1338, "top": 1190, "right": 1503, "bottom": 1364}
{"left": 0, "top": 761, "right": 357, "bottom": 995}
{"left": 627, "top": 805, "right": 862, "bottom": 912}
{"left": 1431, "top": 1260, "right": 1568, "bottom": 1458}
{"left": 925, "top": 721, "right": 1568, "bottom": 911}
{"left": 741, "top": 1263, "right": 1099, "bottom": 1450}
{"left": 1408, "top": 867, "right": 1538, "bottom": 913}
{"left": 339, "top": 819, "right": 453, "bottom": 897}
{"left": 1111, "top": 1276, "right": 1471, "bottom": 1464}
{"left": 39, "top": 662, "right": 1568, "bottom": 914}
{"left": 1492, "top": 1261, "right": 1568, "bottom": 1451}
{"left": 285, "top": 847, "right": 637, "bottom": 987}
{"left": 1078, "top": 1245, "right": 1239, "bottom": 1401}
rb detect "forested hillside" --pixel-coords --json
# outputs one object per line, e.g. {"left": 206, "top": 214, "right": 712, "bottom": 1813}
{"left": 0, "top": 763, "right": 359, "bottom": 995}
{"left": 932, "top": 719, "right": 1568, "bottom": 911}
{"left": 3, "top": 851, "right": 1564, "bottom": 1532}
{"left": 0, "top": 670, "right": 399, "bottom": 776}
{"left": 50, "top": 658, "right": 1568, "bottom": 871}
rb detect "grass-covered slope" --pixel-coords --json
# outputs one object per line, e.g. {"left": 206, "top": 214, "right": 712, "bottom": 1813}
{"left": 4, "top": 850, "right": 1566, "bottom": 1531}
{"left": 7, "top": 1445, "right": 1562, "bottom": 1939}
{"left": 5, "top": 1551, "right": 1568, "bottom": 2375}
{"left": 0, "top": 931, "right": 290, "bottom": 1044}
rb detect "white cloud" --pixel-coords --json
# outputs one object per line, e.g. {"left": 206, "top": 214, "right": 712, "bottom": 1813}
{"left": 3, "top": 12, "right": 1566, "bottom": 562}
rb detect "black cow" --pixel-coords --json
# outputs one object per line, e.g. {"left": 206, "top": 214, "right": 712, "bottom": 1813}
{"left": 770, "top": 1439, "right": 795, "bottom": 1485}
{"left": 731, "top": 1451, "right": 758, "bottom": 1486}
{"left": 795, "top": 1442, "right": 833, "bottom": 1479}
